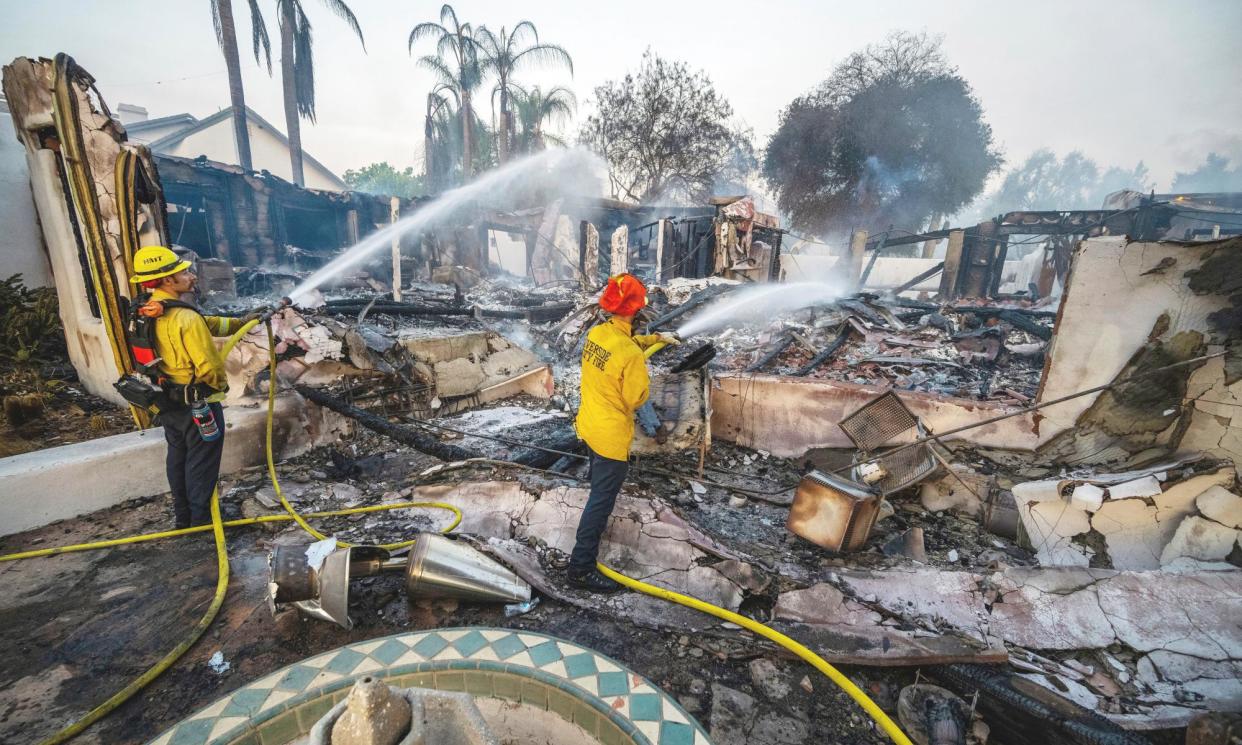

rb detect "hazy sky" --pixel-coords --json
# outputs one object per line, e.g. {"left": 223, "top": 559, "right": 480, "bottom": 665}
{"left": 3, "top": 0, "right": 1240, "bottom": 191}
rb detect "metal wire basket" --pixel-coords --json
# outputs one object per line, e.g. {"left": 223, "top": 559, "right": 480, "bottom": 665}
{"left": 840, "top": 392, "right": 939, "bottom": 496}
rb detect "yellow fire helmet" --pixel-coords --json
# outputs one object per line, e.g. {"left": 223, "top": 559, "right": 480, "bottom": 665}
{"left": 130, "top": 245, "right": 192, "bottom": 283}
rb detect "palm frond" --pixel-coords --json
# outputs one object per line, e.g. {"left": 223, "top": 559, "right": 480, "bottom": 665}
{"left": 246, "top": 0, "right": 273, "bottom": 71}
{"left": 293, "top": 4, "right": 316, "bottom": 121}
{"left": 474, "top": 26, "right": 500, "bottom": 56}
{"left": 512, "top": 42, "right": 573, "bottom": 75}
{"left": 431, "top": 83, "right": 459, "bottom": 108}
{"left": 408, "top": 21, "right": 445, "bottom": 53}
{"left": 511, "top": 21, "right": 539, "bottom": 46}
{"left": 318, "top": 0, "right": 365, "bottom": 50}
{"left": 210, "top": 0, "right": 224, "bottom": 47}
{"left": 417, "top": 54, "right": 459, "bottom": 87}
{"left": 439, "top": 3, "right": 460, "bottom": 30}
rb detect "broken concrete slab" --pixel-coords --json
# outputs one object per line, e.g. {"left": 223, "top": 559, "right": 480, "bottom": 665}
{"left": 1106, "top": 475, "right": 1163, "bottom": 500}
{"left": 1197, "top": 485, "right": 1242, "bottom": 529}
{"left": 989, "top": 568, "right": 1122, "bottom": 650}
{"left": 1144, "top": 650, "right": 1242, "bottom": 684}
{"left": 1018, "top": 498, "right": 1092, "bottom": 567}
{"left": 772, "top": 583, "right": 882, "bottom": 627}
{"left": 405, "top": 481, "right": 537, "bottom": 538}
{"left": 1087, "top": 468, "right": 1238, "bottom": 570}
{"left": 516, "top": 487, "right": 745, "bottom": 610}
{"left": 1069, "top": 482, "right": 1105, "bottom": 512}
{"left": 1159, "top": 515, "right": 1241, "bottom": 566}
{"left": 837, "top": 569, "right": 990, "bottom": 641}
{"left": 1091, "top": 498, "right": 1165, "bottom": 570}
{"left": 1096, "top": 570, "right": 1242, "bottom": 660}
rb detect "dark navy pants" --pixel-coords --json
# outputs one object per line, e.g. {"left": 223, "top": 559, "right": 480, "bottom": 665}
{"left": 569, "top": 448, "right": 629, "bottom": 573}
{"left": 161, "top": 402, "right": 225, "bottom": 528}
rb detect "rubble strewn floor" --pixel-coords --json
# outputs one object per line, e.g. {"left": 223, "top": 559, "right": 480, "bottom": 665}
{"left": 3, "top": 411, "right": 1234, "bottom": 744}
{"left": 0, "top": 433, "right": 906, "bottom": 745}
{"left": 665, "top": 286, "right": 1055, "bottom": 402}
{"left": 5, "top": 269, "right": 1242, "bottom": 744}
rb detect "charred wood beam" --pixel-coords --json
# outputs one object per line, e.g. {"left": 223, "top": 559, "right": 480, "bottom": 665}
{"left": 857, "top": 233, "right": 888, "bottom": 288}
{"left": 296, "top": 384, "right": 476, "bottom": 462}
{"left": 892, "top": 261, "right": 944, "bottom": 295}
{"left": 296, "top": 383, "right": 584, "bottom": 468}
{"left": 323, "top": 303, "right": 472, "bottom": 317}
{"left": 746, "top": 333, "right": 795, "bottom": 372}
{"left": 931, "top": 664, "right": 1148, "bottom": 745}
{"left": 794, "top": 326, "right": 851, "bottom": 376}
{"left": 319, "top": 301, "right": 574, "bottom": 322}
{"left": 998, "top": 310, "right": 1053, "bottom": 340}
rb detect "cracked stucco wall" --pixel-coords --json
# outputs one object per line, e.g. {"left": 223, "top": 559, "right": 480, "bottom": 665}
{"left": 1013, "top": 464, "right": 1242, "bottom": 570}
{"left": 4, "top": 57, "right": 166, "bottom": 404}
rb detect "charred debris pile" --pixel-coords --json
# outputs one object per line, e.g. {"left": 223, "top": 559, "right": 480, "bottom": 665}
{"left": 635, "top": 280, "right": 1055, "bottom": 402}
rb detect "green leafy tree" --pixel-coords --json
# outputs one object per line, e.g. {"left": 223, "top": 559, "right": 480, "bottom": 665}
{"left": 475, "top": 22, "right": 573, "bottom": 164}
{"left": 580, "top": 50, "right": 754, "bottom": 204}
{"left": 342, "top": 162, "right": 426, "bottom": 198}
{"left": 276, "top": 0, "right": 365, "bottom": 186}
{"left": 512, "top": 85, "right": 576, "bottom": 154}
{"left": 763, "top": 32, "right": 1000, "bottom": 235}
{"left": 410, "top": 4, "right": 483, "bottom": 180}
{"left": 208, "top": 0, "right": 271, "bottom": 171}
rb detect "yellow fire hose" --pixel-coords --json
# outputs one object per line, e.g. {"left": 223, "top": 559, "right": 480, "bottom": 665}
{"left": 4, "top": 318, "right": 912, "bottom": 745}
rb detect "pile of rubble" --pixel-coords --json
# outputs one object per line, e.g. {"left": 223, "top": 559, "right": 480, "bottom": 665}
{"left": 687, "top": 288, "right": 1054, "bottom": 401}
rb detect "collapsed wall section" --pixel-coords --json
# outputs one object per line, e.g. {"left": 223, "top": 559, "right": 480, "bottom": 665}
{"left": 3, "top": 56, "right": 168, "bottom": 404}
{"left": 712, "top": 235, "right": 1242, "bottom": 466}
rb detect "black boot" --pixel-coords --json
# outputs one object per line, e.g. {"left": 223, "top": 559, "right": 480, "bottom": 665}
{"left": 567, "top": 568, "right": 623, "bottom": 594}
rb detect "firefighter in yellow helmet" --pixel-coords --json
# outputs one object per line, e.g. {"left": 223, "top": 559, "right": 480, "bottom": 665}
{"left": 568, "top": 274, "right": 678, "bottom": 592}
{"left": 129, "top": 246, "right": 258, "bottom": 528}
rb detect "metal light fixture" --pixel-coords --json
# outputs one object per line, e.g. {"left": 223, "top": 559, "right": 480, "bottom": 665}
{"left": 269, "top": 534, "right": 531, "bottom": 629}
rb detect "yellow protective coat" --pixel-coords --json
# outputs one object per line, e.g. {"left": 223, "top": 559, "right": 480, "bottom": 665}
{"left": 575, "top": 316, "right": 662, "bottom": 461}
{"left": 150, "top": 289, "right": 247, "bottom": 400}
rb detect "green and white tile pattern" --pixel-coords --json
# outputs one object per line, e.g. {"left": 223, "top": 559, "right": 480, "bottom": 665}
{"left": 148, "top": 628, "right": 712, "bottom": 745}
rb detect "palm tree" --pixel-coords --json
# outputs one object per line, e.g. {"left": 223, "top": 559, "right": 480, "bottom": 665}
{"left": 209, "top": 0, "right": 271, "bottom": 171}
{"left": 512, "top": 85, "right": 576, "bottom": 155}
{"left": 276, "top": 0, "right": 365, "bottom": 186}
{"left": 424, "top": 85, "right": 457, "bottom": 192}
{"left": 475, "top": 22, "right": 572, "bottom": 164}
{"left": 409, "top": 4, "right": 481, "bottom": 180}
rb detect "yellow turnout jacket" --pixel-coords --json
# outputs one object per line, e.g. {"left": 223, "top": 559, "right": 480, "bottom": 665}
{"left": 575, "top": 316, "right": 662, "bottom": 461}
{"left": 150, "top": 288, "right": 246, "bottom": 400}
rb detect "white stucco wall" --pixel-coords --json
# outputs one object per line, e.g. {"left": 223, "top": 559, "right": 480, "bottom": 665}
{"left": 158, "top": 116, "right": 345, "bottom": 192}
{"left": 0, "top": 110, "right": 51, "bottom": 287}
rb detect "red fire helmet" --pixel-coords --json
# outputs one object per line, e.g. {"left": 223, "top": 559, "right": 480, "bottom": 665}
{"left": 599, "top": 273, "right": 648, "bottom": 317}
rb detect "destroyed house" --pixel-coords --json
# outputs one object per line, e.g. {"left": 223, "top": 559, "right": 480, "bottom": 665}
{"left": 3, "top": 52, "right": 1242, "bottom": 745}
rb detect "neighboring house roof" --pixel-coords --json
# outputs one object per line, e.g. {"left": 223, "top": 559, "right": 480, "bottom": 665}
{"left": 144, "top": 105, "right": 347, "bottom": 190}
{"left": 124, "top": 112, "right": 199, "bottom": 136}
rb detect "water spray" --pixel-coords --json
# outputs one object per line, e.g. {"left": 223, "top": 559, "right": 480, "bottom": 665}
{"left": 287, "top": 148, "right": 605, "bottom": 304}
{"left": 675, "top": 281, "right": 848, "bottom": 339}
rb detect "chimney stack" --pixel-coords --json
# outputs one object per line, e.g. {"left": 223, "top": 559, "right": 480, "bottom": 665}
{"left": 116, "top": 103, "right": 148, "bottom": 124}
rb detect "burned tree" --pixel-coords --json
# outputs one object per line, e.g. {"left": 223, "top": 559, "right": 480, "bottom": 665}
{"left": 579, "top": 50, "right": 755, "bottom": 204}
{"left": 763, "top": 32, "right": 1000, "bottom": 236}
